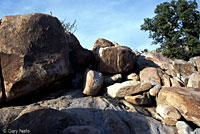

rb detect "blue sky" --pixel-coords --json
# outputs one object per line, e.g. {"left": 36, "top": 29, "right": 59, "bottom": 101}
{"left": 0, "top": 0, "right": 199, "bottom": 51}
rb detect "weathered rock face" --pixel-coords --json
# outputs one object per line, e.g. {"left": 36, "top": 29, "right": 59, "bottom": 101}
{"left": 0, "top": 13, "right": 71, "bottom": 102}
{"left": 107, "top": 81, "right": 151, "bottom": 98}
{"left": 157, "top": 87, "right": 200, "bottom": 127}
{"left": 83, "top": 70, "right": 103, "bottom": 96}
{"left": 94, "top": 46, "right": 136, "bottom": 74}
{"left": 187, "top": 73, "right": 200, "bottom": 88}
{"left": 66, "top": 32, "right": 95, "bottom": 73}
{"left": 136, "top": 52, "right": 196, "bottom": 77}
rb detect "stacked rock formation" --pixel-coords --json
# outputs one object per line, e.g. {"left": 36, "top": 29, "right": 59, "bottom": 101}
{"left": 0, "top": 13, "right": 199, "bottom": 134}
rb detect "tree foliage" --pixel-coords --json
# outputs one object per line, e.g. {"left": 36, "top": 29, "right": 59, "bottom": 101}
{"left": 141, "top": 0, "right": 200, "bottom": 60}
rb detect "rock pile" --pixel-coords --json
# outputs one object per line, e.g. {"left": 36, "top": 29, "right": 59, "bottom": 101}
{"left": 0, "top": 13, "right": 199, "bottom": 134}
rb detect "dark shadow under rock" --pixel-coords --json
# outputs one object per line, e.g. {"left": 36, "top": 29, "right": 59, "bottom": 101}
{"left": 3, "top": 107, "right": 177, "bottom": 134}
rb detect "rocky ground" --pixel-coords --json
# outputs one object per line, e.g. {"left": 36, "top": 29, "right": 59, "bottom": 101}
{"left": 0, "top": 13, "right": 200, "bottom": 134}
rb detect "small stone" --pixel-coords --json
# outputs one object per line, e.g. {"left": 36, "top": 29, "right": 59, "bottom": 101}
{"left": 125, "top": 95, "right": 148, "bottom": 105}
{"left": 149, "top": 85, "right": 161, "bottom": 96}
{"left": 83, "top": 69, "right": 103, "bottom": 96}
{"left": 126, "top": 73, "right": 139, "bottom": 81}
{"left": 104, "top": 74, "right": 122, "bottom": 85}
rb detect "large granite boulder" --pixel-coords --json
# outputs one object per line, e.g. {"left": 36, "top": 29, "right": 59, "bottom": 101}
{"left": 66, "top": 32, "right": 95, "bottom": 73}
{"left": 157, "top": 87, "right": 200, "bottom": 127}
{"left": 0, "top": 13, "right": 71, "bottom": 102}
{"left": 94, "top": 45, "right": 136, "bottom": 74}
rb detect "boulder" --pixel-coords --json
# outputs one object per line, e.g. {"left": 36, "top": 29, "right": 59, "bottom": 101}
{"left": 171, "top": 59, "right": 196, "bottom": 78}
{"left": 149, "top": 85, "right": 161, "bottom": 96}
{"left": 83, "top": 70, "right": 103, "bottom": 96}
{"left": 187, "top": 73, "right": 200, "bottom": 88}
{"left": 107, "top": 81, "right": 151, "bottom": 98}
{"left": 126, "top": 73, "right": 139, "bottom": 81}
{"left": 125, "top": 95, "right": 148, "bottom": 105}
{"left": 136, "top": 52, "right": 170, "bottom": 70}
{"left": 176, "top": 121, "right": 193, "bottom": 134}
{"left": 156, "top": 104, "right": 181, "bottom": 126}
{"left": 0, "top": 13, "right": 71, "bottom": 102}
{"left": 190, "top": 56, "right": 200, "bottom": 72}
{"left": 104, "top": 74, "right": 122, "bottom": 85}
{"left": 136, "top": 52, "right": 196, "bottom": 77}
{"left": 92, "top": 38, "right": 118, "bottom": 51}
{"left": 139, "top": 67, "right": 162, "bottom": 86}
{"left": 94, "top": 45, "right": 136, "bottom": 74}
{"left": 66, "top": 32, "right": 95, "bottom": 73}
{"left": 157, "top": 87, "right": 200, "bottom": 127}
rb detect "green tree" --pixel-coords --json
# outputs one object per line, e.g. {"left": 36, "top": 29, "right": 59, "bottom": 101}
{"left": 141, "top": 0, "right": 200, "bottom": 60}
